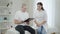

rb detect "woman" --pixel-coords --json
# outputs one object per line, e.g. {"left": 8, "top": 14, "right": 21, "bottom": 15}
{"left": 33, "top": 2, "right": 47, "bottom": 34}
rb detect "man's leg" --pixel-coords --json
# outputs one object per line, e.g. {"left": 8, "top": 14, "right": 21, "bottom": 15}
{"left": 15, "top": 25, "right": 25, "bottom": 34}
{"left": 23, "top": 26, "right": 35, "bottom": 34}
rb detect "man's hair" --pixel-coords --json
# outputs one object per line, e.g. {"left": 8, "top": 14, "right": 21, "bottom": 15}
{"left": 22, "top": 4, "right": 26, "bottom": 8}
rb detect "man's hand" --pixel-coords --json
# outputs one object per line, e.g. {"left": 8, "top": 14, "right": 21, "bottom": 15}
{"left": 14, "top": 19, "right": 23, "bottom": 24}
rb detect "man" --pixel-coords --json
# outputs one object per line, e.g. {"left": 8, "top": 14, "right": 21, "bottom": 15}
{"left": 14, "top": 4, "right": 35, "bottom": 34}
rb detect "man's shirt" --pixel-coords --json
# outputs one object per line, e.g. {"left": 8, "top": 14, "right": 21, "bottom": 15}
{"left": 14, "top": 11, "right": 29, "bottom": 26}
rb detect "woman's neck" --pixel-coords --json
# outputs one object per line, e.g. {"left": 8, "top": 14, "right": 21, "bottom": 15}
{"left": 37, "top": 9, "right": 42, "bottom": 12}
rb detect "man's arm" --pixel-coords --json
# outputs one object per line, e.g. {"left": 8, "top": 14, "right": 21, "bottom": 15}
{"left": 14, "top": 19, "right": 23, "bottom": 24}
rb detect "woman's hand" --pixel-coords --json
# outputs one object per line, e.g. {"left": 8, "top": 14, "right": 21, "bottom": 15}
{"left": 36, "top": 23, "right": 42, "bottom": 27}
{"left": 34, "top": 19, "right": 42, "bottom": 27}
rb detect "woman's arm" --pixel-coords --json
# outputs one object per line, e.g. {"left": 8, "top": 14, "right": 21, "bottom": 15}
{"left": 39, "top": 20, "right": 47, "bottom": 26}
{"left": 34, "top": 20, "right": 47, "bottom": 27}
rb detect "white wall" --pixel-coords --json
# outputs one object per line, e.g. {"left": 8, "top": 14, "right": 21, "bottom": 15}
{"left": 11, "top": 0, "right": 33, "bottom": 17}
{"left": 55, "top": 0, "right": 60, "bottom": 34}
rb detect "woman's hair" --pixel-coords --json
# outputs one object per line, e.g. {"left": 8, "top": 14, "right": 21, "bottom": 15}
{"left": 37, "top": 2, "right": 44, "bottom": 11}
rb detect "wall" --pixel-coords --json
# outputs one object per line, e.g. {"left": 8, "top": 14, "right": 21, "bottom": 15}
{"left": 11, "top": 0, "right": 33, "bottom": 17}
{"left": 55, "top": 0, "right": 60, "bottom": 34}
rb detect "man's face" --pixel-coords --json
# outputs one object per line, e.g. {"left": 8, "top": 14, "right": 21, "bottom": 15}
{"left": 22, "top": 6, "right": 27, "bottom": 12}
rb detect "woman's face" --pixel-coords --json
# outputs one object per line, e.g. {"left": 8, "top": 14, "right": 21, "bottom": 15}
{"left": 37, "top": 5, "right": 42, "bottom": 10}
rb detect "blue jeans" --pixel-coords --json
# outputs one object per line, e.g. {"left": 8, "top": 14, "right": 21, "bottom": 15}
{"left": 37, "top": 26, "right": 46, "bottom": 34}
